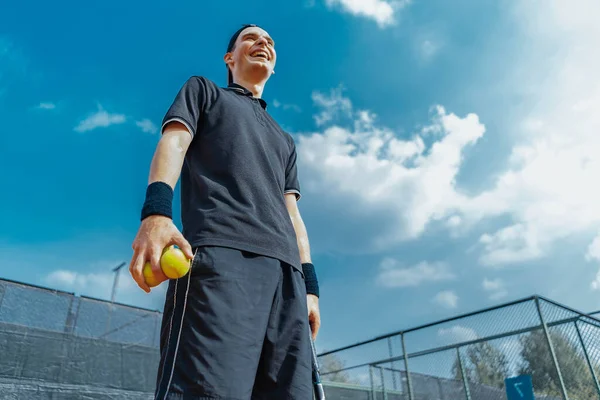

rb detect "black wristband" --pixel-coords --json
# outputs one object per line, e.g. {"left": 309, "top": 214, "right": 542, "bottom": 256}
{"left": 302, "top": 263, "right": 319, "bottom": 298}
{"left": 141, "top": 181, "right": 174, "bottom": 221}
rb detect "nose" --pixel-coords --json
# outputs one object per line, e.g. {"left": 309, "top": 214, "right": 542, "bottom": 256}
{"left": 256, "top": 36, "right": 269, "bottom": 46}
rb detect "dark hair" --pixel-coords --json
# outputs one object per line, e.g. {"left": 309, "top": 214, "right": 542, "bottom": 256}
{"left": 226, "top": 24, "right": 261, "bottom": 84}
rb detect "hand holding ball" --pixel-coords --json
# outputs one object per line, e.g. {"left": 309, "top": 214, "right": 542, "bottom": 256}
{"left": 142, "top": 246, "right": 192, "bottom": 288}
{"left": 161, "top": 245, "right": 192, "bottom": 278}
{"left": 143, "top": 263, "right": 162, "bottom": 287}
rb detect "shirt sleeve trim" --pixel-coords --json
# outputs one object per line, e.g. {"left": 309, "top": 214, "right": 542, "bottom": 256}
{"left": 161, "top": 117, "right": 194, "bottom": 138}
{"left": 284, "top": 189, "right": 301, "bottom": 201}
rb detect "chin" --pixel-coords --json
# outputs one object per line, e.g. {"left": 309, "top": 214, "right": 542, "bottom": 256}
{"left": 246, "top": 64, "right": 273, "bottom": 81}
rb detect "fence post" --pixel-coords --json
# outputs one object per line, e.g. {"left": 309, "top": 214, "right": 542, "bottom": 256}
{"left": 401, "top": 333, "right": 415, "bottom": 400}
{"left": 63, "top": 295, "right": 76, "bottom": 334}
{"left": 388, "top": 337, "right": 398, "bottom": 390}
{"left": 0, "top": 282, "right": 6, "bottom": 309}
{"left": 456, "top": 347, "right": 472, "bottom": 400}
{"left": 535, "top": 297, "right": 570, "bottom": 400}
{"left": 71, "top": 297, "right": 82, "bottom": 336}
{"left": 379, "top": 366, "right": 388, "bottom": 400}
{"left": 369, "top": 365, "right": 376, "bottom": 400}
{"left": 152, "top": 311, "right": 160, "bottom": 347}
{"left": 574, "top": 320, "right": 600, "bottom": 398}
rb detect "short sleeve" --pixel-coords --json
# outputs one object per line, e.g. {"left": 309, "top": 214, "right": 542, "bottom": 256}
{"left": 284, "top": 141, "right": 301, "bottom": 201}
{"left": 161, "top": 76, "right": 206, "bottom": 138}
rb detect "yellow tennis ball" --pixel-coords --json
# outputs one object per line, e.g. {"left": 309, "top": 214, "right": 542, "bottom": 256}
{"left": 160, "top": 246, "right": 191, "bottom": 279}
{"left": 142, "top": 262, "right": 161, "bottom": 287}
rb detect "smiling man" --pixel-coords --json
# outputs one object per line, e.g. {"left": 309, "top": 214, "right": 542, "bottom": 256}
{"left": 128, "top": 24, "right": 321, "bottom": 399}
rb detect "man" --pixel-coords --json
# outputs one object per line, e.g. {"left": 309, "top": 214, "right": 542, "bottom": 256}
{"left": 129, "top": 24, "right": 321, "bottom": 399}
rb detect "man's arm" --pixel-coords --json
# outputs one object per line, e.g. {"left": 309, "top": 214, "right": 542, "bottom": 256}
{"left": 285, "top": 194, "right": 320, "bottom": 339}
{"left": 285, "top": 193, "right": 311, "bottom": 263}
{"left": 129, "top": 122, "right": 194, "bottom": 293}
{"left": 148, "top": 122, "right": 192, "bottom": 186}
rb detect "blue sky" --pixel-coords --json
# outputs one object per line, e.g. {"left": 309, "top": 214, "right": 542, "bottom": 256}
{"left": 2, "top": 0, "right": 600, "bottom": 359}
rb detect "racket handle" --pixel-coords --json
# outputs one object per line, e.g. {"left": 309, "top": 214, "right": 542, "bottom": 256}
{"left": 310, "top": 336, "right": 326, "bottom": 400}
{"left": 313, "top": 382, "right": 326, "bottom": 400}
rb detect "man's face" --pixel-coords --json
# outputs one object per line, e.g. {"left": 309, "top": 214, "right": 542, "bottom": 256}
{"left": 227, "top": 27, "right": 277, "bottom": 82}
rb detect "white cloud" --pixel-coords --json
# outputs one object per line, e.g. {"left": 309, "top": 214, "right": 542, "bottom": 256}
{"left": 75, "top": 107, "right": 126, "bottom": 132}
{"left": 312, "top": 86, "right": 353, "bottom": 126}
{"left": 420, "top": 40, "right": 439, "bottom": 59}
{"left": 298, "top": 92, "right": 485, "bottom": 252}
{"left": 37, "top": 102, "right": 56, "bottom": 110}
{"left": 482, "top": 278, "right": 502, "bottom": 291}
{"left": 273, "top": 99, "right": 302, "bottom": 113}
{"left": 438, "top": 325, "right": 479, "bottom": 343}
{"left": 586, "top": 234, "right": 600, "bottom": 263}
{"left": 376, "top": 259, "right": 455, "bottom": 288}
{"left": 455, "top": 0, "right": 600, "bottom": 268}
{"left": 324, "top": 0, "right": 409, "bottom": 28}
{"left": 46, "top": 267, "right": 134, "bottom": 300}
{"left": 136, "top": 118, "right": 158, "bottom": 134}
{"left": 477, "top": 225, "right": 543, "bottom": 266}
{"left": 586, "top": 233, "right": 600, "bottom": 290}
{"left": 433, "top": 290, "right": 458, "bottom": 309}
{"left": 0, "top": 234, "right": 168, "bottom": 311}
{"left": 45, "top": 265, "right": 166, "bottom": 307}
{"left": 482, "top": 278, "right": 508, "bottom": 301}
{"left": 297, "top": 0, "right": 600, "bottom": 288}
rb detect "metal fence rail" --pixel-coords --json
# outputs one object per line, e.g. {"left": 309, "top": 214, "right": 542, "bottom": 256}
{"left": 0, "top": 277, "right": 163, "bottom": 399}
{"left": 317, "top": 296, "right": 600, "bottom": 400}
{"left": 2, "top": 277, "right": 600, "bottom": 400}
{"left": 0, "top": 277, "right": 162, "bottom": 348}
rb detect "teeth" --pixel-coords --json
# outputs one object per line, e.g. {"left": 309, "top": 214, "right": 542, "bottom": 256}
{"left": 252, "top": 51, "right": 268, "bottom": 59}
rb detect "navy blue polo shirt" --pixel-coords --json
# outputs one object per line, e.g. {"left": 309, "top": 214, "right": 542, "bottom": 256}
{"left": 161, "top": 76, "right": 302, "bottom": 270}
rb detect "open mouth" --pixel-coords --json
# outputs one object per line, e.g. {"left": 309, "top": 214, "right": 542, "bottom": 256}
{"left": 250, "top": 50, "right": 270, "bottom": 61}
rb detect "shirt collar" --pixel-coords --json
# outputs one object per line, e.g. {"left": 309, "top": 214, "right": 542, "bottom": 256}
{"left": 227, "top": 83, "right": 268, "bottom": 109}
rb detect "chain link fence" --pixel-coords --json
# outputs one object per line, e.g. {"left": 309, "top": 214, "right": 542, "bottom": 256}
{"left": 0, "top": 277, "right": 163, "bottom": 346}
{"left": 0, "top": 277, "right": 162, "bottom": 399}
{"left": 2, "top": 277, "right": 600, "bottom": 400}
{"left": 317, "top": 297, "right": 600, "bottom": 400}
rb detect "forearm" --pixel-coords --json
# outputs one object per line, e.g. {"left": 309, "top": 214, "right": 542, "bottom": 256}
{"left": 293, "top": 214, "right": 320, "bottom": 299}
{"left": 285, "top": 194, "right": 312, "bottom": 264}
{"left": 148, "top": 125, "right": 192, "bottom": 189}
{"left": 284, "top": 195, "right": 319, "bottom": 299}
{"left": 293, "top": 215, "right": 312, "bottom": 264}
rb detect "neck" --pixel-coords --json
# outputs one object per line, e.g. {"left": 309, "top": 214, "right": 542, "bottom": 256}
{"left": 232, "top": 77, "right": 267, "bottom": 98}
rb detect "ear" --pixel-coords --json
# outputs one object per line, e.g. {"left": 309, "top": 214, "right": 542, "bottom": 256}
{"left": 223, "top": 52, "right": 233, "bottom": 68}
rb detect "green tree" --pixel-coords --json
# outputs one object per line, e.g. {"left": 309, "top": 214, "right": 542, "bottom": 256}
{"left": 319, "top": 353, "right": 358, "bottom": 384}
{"left": 519, "top": 329, "right": 596, "bottom": 400}
{"left": 452, "top": 342, "right": 510, "bottom": 388}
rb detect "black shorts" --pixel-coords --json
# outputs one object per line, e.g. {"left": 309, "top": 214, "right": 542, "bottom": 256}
{"left": 154, "top": 246, "right": 312, "bottom": 400}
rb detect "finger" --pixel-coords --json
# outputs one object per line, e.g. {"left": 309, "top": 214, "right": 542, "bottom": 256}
{"left": 174, "top": 234, "right": 194, "bottom": 260}
{"left": 310, "top": 320, "right": 318, "bottom": 340}
{"left": 128, "top": 248, "right": 138, "bottom": 272}
{"left": 130, "top": 251, "right": 150, "bottom": 293}
{"left": 150, "top": 246, "right": 168, "bottom": 281}
{"left": 182, "top": 240, "right": 194, "bottom": 260}
{"left": 313, "top": 313, "right": 321, "bottom": 339}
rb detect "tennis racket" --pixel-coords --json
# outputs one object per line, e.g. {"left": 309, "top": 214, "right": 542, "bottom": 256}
{"left": 310, "top": 335, "right": 326, "bottom": 400}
